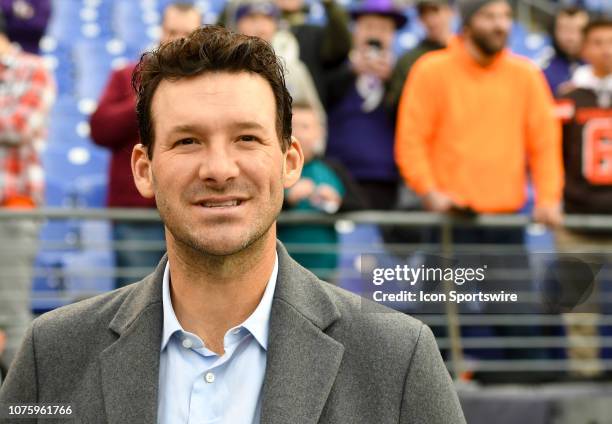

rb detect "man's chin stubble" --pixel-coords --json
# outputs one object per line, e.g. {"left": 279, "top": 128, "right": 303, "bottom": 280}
{"left": 173, "top": 221, "right": 275, "bottom": 261}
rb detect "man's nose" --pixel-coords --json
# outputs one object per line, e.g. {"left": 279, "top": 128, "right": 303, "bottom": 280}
{"left": 493, "top": 18, "right": 511, "bottom": 33}
{"left": 198, "top": 144, "right": 240, "bottom": 185}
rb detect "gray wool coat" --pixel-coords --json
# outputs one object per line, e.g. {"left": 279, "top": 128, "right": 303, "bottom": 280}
{"left": 0, "top": 242, "right": 465, "bottom": 424}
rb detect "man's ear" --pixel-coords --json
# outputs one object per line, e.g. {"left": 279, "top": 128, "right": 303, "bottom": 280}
{"left": 283, "top": 136, "right": 304, "bottom": 189}
{"left": 0, "top": 328, "right": 6, "bottom": 355}
{"left": 131, "top": 144, "right": 155, "bottom": 199}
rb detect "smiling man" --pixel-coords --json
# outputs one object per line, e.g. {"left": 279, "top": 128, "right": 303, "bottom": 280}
{"left": 0, "top": 26, "right": 465, "bottom": 423}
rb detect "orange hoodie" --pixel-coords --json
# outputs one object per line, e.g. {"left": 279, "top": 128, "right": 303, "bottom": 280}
{"left": 395, "top": 36, "right": 563, "bottom": 213}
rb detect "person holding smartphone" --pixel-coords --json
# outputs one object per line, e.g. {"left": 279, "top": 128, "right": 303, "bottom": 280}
{"left": 325, "top": 0, "right": 407, "bottom": 211}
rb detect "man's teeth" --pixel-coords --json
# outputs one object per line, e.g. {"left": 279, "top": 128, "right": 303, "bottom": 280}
{"left": 201, "top": 200, "right": 240, "bottom": 207}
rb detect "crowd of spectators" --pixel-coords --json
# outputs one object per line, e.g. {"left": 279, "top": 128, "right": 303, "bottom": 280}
{"left": 1, "top": 0, "right": 612, "bottom": 381}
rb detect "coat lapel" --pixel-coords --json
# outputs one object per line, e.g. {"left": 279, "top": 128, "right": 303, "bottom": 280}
{"left": 99, "top": 257, "right": 167, "bottom": 424}
{"left": 260, "top": 243, "right": 345, "bottom": 424}
{"left": 96, "top": 243, "right": 344, "bottom": 424}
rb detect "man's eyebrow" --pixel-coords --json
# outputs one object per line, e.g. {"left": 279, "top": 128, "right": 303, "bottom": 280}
{"left": 167, "top": 124, "right": 202, "bottom": 135}
{"left": 230, "top": 121, "right": 267, "bottom": 131}
{"left": 166, "top": 121, "right": 267, "bottom": 135}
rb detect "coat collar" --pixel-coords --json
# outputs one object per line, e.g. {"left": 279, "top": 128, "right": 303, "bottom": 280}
{"left": 100, "top": 258, "right": 165, "bottom": 424}
{"left": 99, "top": 241, "right": 344, "bottom": 424}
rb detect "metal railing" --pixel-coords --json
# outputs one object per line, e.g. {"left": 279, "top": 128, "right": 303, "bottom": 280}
{"left": 3, "top": 207, "right": 612, "bottom": 229}
{"left": 4, "top": 207, "right": 612, "bottom": 381}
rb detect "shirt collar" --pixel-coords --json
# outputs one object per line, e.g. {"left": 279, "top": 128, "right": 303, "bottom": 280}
{"left": 160, "top": 252, "right": 279, "bottom": 352}
{"left": 572, "top": 65, "right": 612, "bottom": 89}
{"left": 160, "top": 263, "right": 182, "bottom": 351}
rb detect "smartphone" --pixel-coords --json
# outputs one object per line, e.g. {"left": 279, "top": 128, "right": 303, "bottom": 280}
{"left": 365, "top": 38, "right": 383, "bottom": 59}
{"left": 366, "top": 38, "right": 383, "bottom": 51}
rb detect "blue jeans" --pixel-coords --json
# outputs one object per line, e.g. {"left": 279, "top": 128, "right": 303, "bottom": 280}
{"left": 112, "top": 222, "right": 166, "bottom": 288}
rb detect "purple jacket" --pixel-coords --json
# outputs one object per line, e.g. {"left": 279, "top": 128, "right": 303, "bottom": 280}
{"left": 543, "top": 53, "right": 583, "bottom": 97}
{"left": 1, "top": 0, "right": 51, "bottom": 54}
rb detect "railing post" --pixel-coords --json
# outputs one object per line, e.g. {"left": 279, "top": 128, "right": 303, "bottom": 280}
{"left": 441, "top": 218, "right": 465, "bottom": 380}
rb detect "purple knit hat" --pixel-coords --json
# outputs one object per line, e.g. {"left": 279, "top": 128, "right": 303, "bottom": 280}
{"left": 234, "top": 0, "right": 280, "bottom": 23}
{"left": 350, "top": 0, "right": 408, "bottom": 29}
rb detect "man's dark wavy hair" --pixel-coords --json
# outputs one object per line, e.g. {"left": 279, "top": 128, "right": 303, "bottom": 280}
{"left": 583, "top": 17, "right": 612, "bottom": 39}
{"left": 132, "top": 25, "right": 292, "bottom": 158}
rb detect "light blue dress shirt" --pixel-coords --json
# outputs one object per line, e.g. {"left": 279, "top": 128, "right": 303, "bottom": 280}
{"left": 157, "top": 253, "right": 278, "bottom": 424}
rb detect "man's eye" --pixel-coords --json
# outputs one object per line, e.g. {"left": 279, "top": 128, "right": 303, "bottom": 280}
{"left": 239, "top": 135, "right": 258, "bottom": 142}
{"left": 176, "top": 138, "right": 197, "bottom": 146}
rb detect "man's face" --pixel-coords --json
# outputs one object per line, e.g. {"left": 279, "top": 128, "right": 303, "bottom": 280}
{"left": 132, "top": 72, "right": 303, "bottom": 257}
{"left": 236, "top": 13, "right": 278, "bottom": 43}
{"left": 419, "top": 4, "right": 454, "bottom": 43}
{"left": 275, "top": 0, "right": 304, "bottom": 13}
{"left": 555, "top": 12, "right": 589, "bottom": 58}
{"left": 160, "top": 7, "right": 201, "bottom": 44}
{"left": 353, "top": 15, "right": 397, "bottom": 52}
{"left": 583, "top": 27, "right": 612, "bottom": 77}
{"left": 465, "top": 1, "right": 512, "bottom": 56}
{"left": 292, "top": 107, "right": 323, "bottom": 162}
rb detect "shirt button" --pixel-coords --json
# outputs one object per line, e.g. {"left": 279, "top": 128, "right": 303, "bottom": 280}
{"left": 205, "top": 372, "right": 215, "bottom": 383}
{"left": 182, "top": 338, "right": 193, "bottom": 349}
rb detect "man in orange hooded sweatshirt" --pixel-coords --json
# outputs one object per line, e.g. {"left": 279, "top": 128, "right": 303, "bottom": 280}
{"left": 395, "top": 0, "right": 563, "bottom": 226}
{"left": 395, "top": 0, "right": 564, "bottom": 376}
